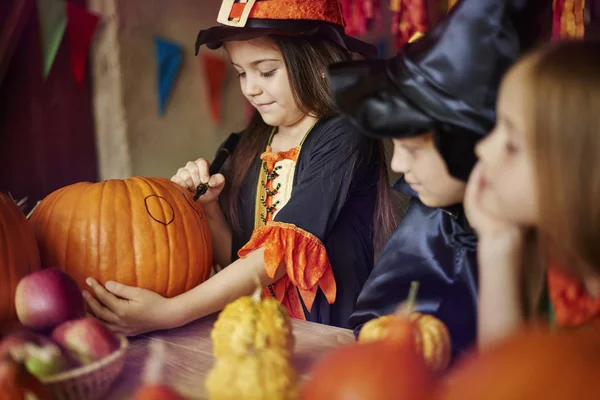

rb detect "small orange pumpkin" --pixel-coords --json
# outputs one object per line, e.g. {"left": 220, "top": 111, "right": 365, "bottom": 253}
{"left": 300, "top": 282, "right": 437, "bottom": 400}
{"left": 29, "top": 177, "right": 213, "bottom": 298}
{"left": 300, "top": 314, "right": 435, "bottom": 400}
{"left": 359, "top": 312, "right": 451, "bottom": 373}
{"left": 436, "top": 324, "right": 600, "bottom": 399}
{"left": 0, "top": 193, "right": 41, "bottom": 324}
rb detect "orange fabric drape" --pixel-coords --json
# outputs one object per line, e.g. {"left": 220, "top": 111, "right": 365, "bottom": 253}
{"left": 239, "top": 222, "right": 336, "bottom": 320}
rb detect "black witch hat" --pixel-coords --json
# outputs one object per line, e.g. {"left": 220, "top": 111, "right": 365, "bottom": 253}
{"left": 195, "top": 0, "right": 378, "bottom": 59}
{"left": 327, "top": 0, "right": 547, "bottom": 181}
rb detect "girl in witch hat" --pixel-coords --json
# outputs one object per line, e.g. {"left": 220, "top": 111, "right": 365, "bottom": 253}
{"left": 327, "top": 0, "right": 546, "bottom": 367}
{"left": 83, "top": 0, "right": 396, "bottom": 335}
{"left": 466, "top": 40, "right": 600, "bottom": 349}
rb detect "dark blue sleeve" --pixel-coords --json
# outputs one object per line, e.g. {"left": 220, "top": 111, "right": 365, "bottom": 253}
{"left": 348, "top": 198, "right": 479, "bottom": 362}
{"left": 273, "top": 116, "right": 376, "bottom": 241}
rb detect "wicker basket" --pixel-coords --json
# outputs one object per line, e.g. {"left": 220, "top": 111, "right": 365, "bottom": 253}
{"left": 40, "top": 335, "right": 129, "bottom": 400}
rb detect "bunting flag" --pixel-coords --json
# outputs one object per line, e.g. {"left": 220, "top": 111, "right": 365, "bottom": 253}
{"left": 154, "top": 37, "right": 183, "bottom": 115}
{"left": 202, "top": 53, "right": 228, "bottom": 124}
{"left": 390, "top": 0, "right": 429, "bottom": 49}
{"left": 552, "top": 0, "right": 586, "bottom": 40}
{"left": 35, "top": 0, "right": 67, "bottom": 78}
{"left": 66, "top": 3, "right": 100, "bottom": 87}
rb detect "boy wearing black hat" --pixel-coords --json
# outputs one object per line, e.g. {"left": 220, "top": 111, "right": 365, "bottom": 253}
{"left": 328, "top": 0, "right": 545, "bottom": 364}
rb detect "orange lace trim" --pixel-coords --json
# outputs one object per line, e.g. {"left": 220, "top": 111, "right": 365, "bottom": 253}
{"left": 547, "top": 265, "right": 600, "bottom": 327}
{"left": 238, "top": 221, "right": 337, "bottom": 320}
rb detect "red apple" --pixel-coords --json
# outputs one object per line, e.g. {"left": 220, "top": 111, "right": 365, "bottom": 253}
{"left": 0, "top": 354, "right": 53, "bottom": 400}
{"left": 0, "top": 332, "right": 76, "bottom": 378}
{"left": 15, "top": 268, "right": 86, "bottom": 332}
{"left": 52, "top": 317, "right": 120, "bottom": 365}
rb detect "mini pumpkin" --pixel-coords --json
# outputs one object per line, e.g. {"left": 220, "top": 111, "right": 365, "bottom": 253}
{"left": 359, "top": 312, "right": 451, "bottom": 373}
{"left": 0, "top": 193, "right": 41, "bottom": 324}
{"left": 211, "top": 281, "right": 294, "bottom": 358}
{"left": 205, "top": 348, "right": 298, "bottom": 400}
{"left": 300, "top": 311, "right": 435, "bottom": 400}
{"left": 29, "top": 177, "right": 213, "bottom": 298}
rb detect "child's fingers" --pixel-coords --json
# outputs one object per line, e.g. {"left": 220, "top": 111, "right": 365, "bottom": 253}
{"left": 82, "top": 290, "right": 120, "bottom": 324}
{"left": 185, "top": 161, "right": 202, "bottom": 188}
{"left": 195, "top": 158, "right": 211, "bottom": 184}
{"left": 174, "top": 168, "right": 195, "bottom": 191}
{"left": 208, "top": 173, "right": 225, "bottom": 189}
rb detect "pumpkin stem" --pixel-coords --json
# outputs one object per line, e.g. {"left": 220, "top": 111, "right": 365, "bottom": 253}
{"left": 26, "top": 201, "right": 41, "bottom": 220}
{"left": 394, "top": 281, "right": 420, "bottom": 317}
{"left": 251, "top": 274, "right": 262, "bottom": 303}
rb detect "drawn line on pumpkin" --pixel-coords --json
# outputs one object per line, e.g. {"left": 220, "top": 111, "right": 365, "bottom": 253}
{"left": 144, "top": 195, "right": 175, "bottom": 226}
{"left": 180, "top": 191, "right": 204, "bottom": 219}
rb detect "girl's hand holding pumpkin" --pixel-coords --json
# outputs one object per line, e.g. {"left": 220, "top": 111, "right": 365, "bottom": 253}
{"left": 171, "top": 158, "right": 225, "bottom": 205}
{"left": 82, "top": 278, "right": 179, "bottom": 336}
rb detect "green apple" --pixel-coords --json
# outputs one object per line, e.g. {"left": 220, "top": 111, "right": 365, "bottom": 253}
{"left": 22, "top": 343, "right": 67, "bottom": 378}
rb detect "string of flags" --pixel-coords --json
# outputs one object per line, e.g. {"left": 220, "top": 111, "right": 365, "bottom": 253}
{"left": 35, "top": 0, "right": 100, "bottom": 84}
{"left": 32, "top": 0, "right": 587, "bottom": 121}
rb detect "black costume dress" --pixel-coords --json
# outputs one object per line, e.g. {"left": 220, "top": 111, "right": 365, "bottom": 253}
{"left": 230, "top": 115, "right": 381, "bottom": 328}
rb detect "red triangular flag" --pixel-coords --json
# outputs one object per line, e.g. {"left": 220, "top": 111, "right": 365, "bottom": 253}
{"left": 202, "top": 53, "right": 228, "bottom": 124}
{"left": 66, "top": 3, "right": 100, "bottom": 86}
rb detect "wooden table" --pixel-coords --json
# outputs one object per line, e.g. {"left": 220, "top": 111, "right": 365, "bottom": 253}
{"left": 106, "top": 314, "right": 355, "bottom": 399}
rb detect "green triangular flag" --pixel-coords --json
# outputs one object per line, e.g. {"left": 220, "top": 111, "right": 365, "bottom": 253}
{"left": 36, "top": 0, "right": 67, "bottom": 78}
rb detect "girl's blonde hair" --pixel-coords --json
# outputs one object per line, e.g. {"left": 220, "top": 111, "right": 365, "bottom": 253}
{"left": 519, "top": 40, "right": 600, "bottom": 315}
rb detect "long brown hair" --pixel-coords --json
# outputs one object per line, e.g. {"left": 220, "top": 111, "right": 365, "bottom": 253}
{"left": 219, "top": 35, "right": 397, "bottom": 252}
{"left": 519, "top": 41, "right": 600, "bottom": 315}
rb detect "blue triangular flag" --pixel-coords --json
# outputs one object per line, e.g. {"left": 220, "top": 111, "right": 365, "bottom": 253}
{"left": 154, "top": 37, "right": 183, "bottom": 115}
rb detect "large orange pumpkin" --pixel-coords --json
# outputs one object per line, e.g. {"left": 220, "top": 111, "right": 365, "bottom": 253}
{"left": 436, "top": 324, "right": 600, "bottom": 399}
{"left": 0, "top": 193, "right": 41, "bottom": 323}
{"left": 29, "top": 177, "right": 213, "bottom": 298}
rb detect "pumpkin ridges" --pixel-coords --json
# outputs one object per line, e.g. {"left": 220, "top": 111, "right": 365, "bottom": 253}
{"left": 0, "top": 198, "right": 14, "bottom": 321}
{"left": 120, "top": 179, "right": 138, "bottom": 290}
{"left": 143, "top": 177, "right": 170, "bottom": 296}
{"left": 155, "top": 178, "right": 177, "bottom": 297}
{"left": 159, "top": 179, "right": 188, "bottom": 296}
{"left": 175, "top": 181, "right": 212, "bottom": 291}
{"left": 0, "top": 193, "right": 41, "bottom": 322}
{"left": 0, "top": 199, "right": 13, "bottom": 313}
{"left": 30, "top": 178, "right": 212, "bottom": 298}
{"left": 145, "top": 177, "right": 173, "bottom": 297}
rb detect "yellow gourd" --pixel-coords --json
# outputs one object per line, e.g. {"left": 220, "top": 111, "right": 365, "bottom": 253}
{"left": 359, "top": 312, "right": 451, "bottom": 373}
{"left": 206, "top": 349, "right": 298, "bottom": 400}
{"left": 211, "top": 283, "right": 294, "bottom": 358}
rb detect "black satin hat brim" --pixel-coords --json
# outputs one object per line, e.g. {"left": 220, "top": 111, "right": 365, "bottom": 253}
{"left": 328, "top": 58, "right": 480, "bottom": 182}
{"left": 195, "top": 19, "right": 378, "bottom": 59}
{"left": 327, "top": 59, "right": 434, "bottom": 140}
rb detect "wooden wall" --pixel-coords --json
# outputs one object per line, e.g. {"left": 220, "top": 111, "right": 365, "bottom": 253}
{"left": 0, "top": 0, "right": 98, "bottom": 211}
